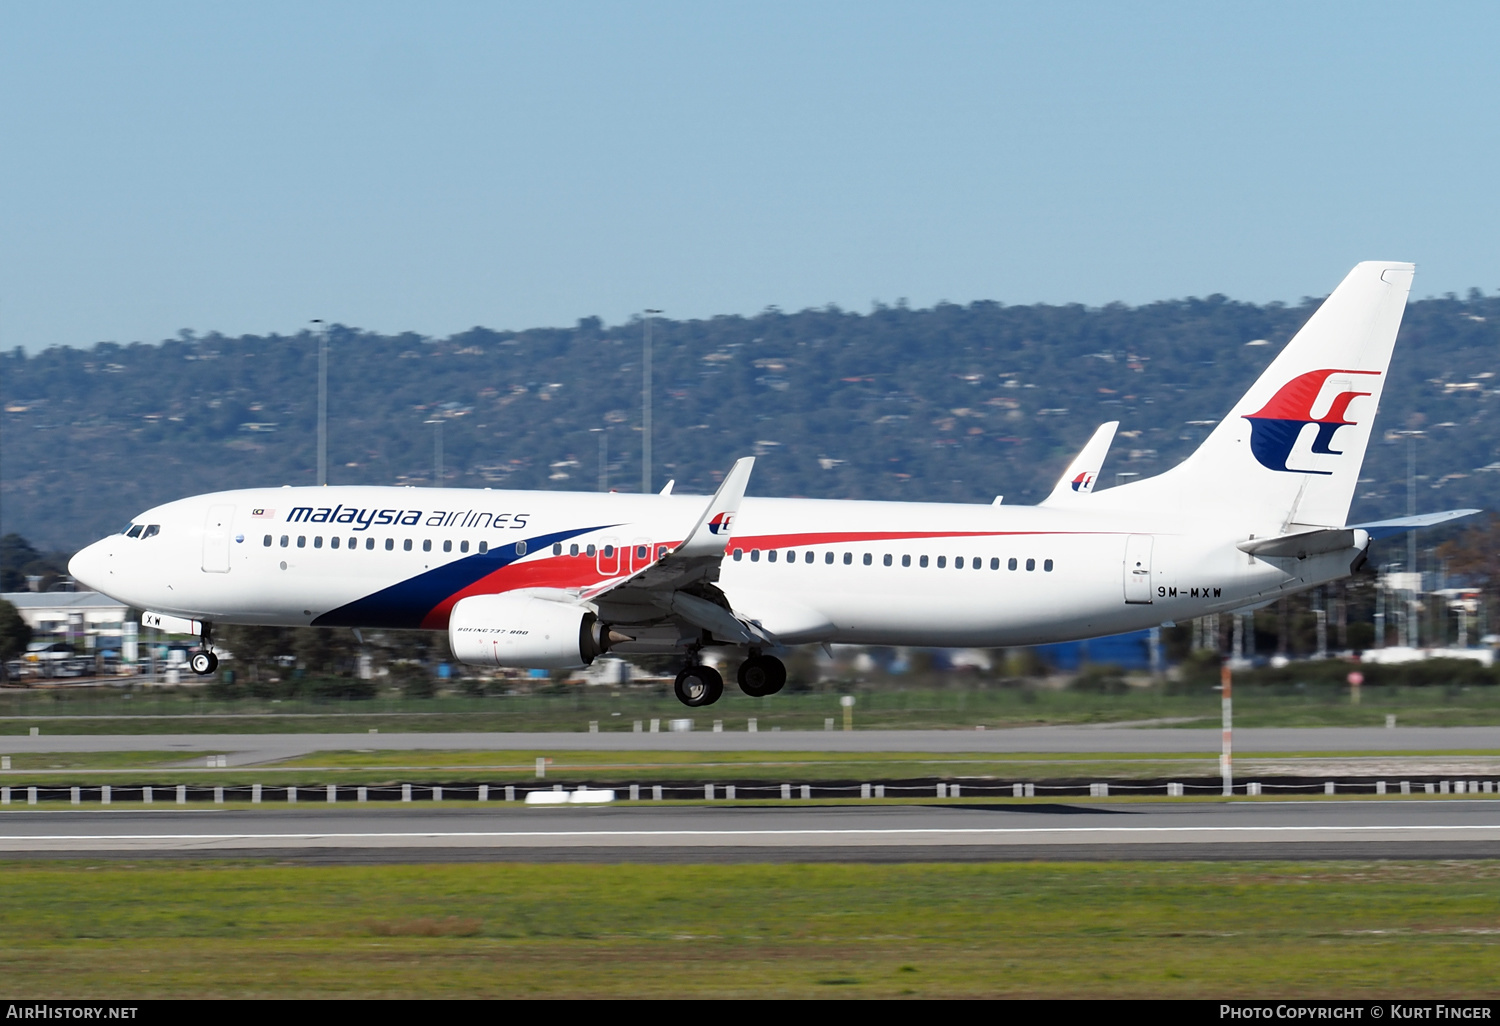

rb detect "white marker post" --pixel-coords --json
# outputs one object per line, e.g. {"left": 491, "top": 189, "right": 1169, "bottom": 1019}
{"left": 1220, "top": 660, "right": 1233, "bottom": 796}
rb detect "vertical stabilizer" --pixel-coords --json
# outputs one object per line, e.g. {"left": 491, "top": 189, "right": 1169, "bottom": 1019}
{"left": 1093, "top": 262, "right": 1414, "bottom": 529}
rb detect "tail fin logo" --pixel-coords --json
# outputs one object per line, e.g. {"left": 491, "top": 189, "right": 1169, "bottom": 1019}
{"left": 1070, "top": 472, "right": 1095, "bottom": 492}
{"left": 708, "top": 512, "right": 734, "bottom": 535}
{"left": 1242, "top": 369, "right": 1381, "bottom": 475}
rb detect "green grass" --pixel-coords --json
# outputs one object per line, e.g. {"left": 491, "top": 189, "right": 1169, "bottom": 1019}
{"left": 0, "top": 859, "right": 1496, "bottom": 997}
{"left": 0, "top": 751, "right": 224, "bottom": 771}
{"left": 3, "top": 682, "right": 1498, "bottom": 734}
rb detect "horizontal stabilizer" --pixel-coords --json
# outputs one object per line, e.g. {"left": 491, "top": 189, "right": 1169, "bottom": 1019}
{"left": 1237, "top": 508, "right": 1481, "bottom": 559}
{"left": 1346, "top": 509, "right": 1481, "bottom": 540}
{"left": 1040, "top": 422, "right": 1118, "bottom": 506}
{"left": 1237, "top": 528, "right": 1362, "bottom": 559}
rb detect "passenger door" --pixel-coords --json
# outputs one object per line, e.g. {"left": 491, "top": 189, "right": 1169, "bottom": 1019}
{"left": 201, "top": 504, "right": 235, "bottom": 573}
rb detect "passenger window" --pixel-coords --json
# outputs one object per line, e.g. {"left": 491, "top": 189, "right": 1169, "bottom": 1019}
{"left": 937, "top": 556, "right": 946, "bottom": 568}
{"left": 602, "top": 544, "right": 613, "bottom": 558}
{"left": 423, "top": 539, "right": 431, "bottom": 552}
{"left": 843, "top": 552, "right": 852, "bottom": 565}
{"left": 658, "top": 545, "right": 669, "bottom": 560}
{"left": 142, "top": 525, "right": 160, "bottom": 538}
{"left": 479, "top": 541, "right": 489, "bottom": 554}
{"left": 920, "top": 555, "right": 929, "bottom": 568}
{"left": 990, "top": 557, "right": 999, "bottom": 570}
{"left": 636, "top": 545, "right": 648, "bottom": 560}
{"left": 127, "top": 525, "right": 144, "bottom": 539}
{"left": 824, "top": 552, "right": 834, "bottom": 564}
{"left": 442, "top": 540, "right": 451, "bottom": 553}
{"left": 973, "top": 556, "right": 981, "bottom": 570}
{"left": 460, "top": 541, "right": 469, "bottom": 553}
{"left": 314, "top": 536, "right": 323, "bottom": 549}
{"left": 1044, "top": 559, "right": 1054, "bottom": 572}
{"left": 863, "top": 553, "right": 872, "bottom": 566}
{"left": 955, "top": 557, "right": 964, "bottom": 569}
{"left": 349, "top": 538, "right": 357, "bottom": 550}
{"left": 768, "top": 550, "right": 777, "bottom": 563}
{"left": 883, "top": 554, "right": 892, "bottom": 566}
{"left": 365, "top": 537, "right": 375, "bottom": 550}
{"left": 297, "top": 536, "right": 306, "bottom": 548}
{"left": 733, "top": 549, "right": 743, "bottom": 561}
{"left": 570, "top": 544, "right": 580, "bottom": 556}
{"left": 804, "top": 551, "right": 813, "bottom": 564}
{"left": 403, "top": 539, "right": 412, "bottom": 551}
{"left": 786, "top": 550, "right": 795, "bottom": 562}
{"left": 902, "top": 554, "right": 911, "bottom": 567}
{"left": 586, "top": 544, "right": 596, "bottom": 557}
{"left": 262, "top": 535, "right": 272, "bottom": 547}
{"left": 1026, "top": 558, "right": 1036, "bottom": 571}
{"left": 513, "top": 541, "right": 525, "bottom": 556}
{"left": 750, "top": 549, "right": 760, "bottom": 562}
{"left": 553, "top": 543, "right": 562, "bottom": 556}
{"left": 1008, "top": 557, "right": 1018, "bottom": 570}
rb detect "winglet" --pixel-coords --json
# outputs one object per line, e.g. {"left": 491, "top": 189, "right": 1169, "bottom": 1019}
{"left": 1040, "top": 422, "right": 1118, "bottom": 506}
{"left": 674, "top": 457, "right": 755, "bottom": 559}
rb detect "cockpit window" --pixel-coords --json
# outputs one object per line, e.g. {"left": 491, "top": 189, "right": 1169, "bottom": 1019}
{"left": 126, "top": 525, "right": 144, "bottom": 538}
{"left": 141, "top": 525, "right": 160, "bottom": 539}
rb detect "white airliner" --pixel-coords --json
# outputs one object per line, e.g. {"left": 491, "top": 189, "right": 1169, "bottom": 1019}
{"left": 69, "top": 262, "right": 1477, "bottom": 706}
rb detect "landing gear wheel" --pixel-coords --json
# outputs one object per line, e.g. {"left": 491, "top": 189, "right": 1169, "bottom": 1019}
{"left": 737, "top": 654, "right": 786, "bottom": 697}
{"left": 190, "top": 651, "right": 218, "bottom": 676}
{"left": 674, "top": 664, "right": 724, "bottom": 707}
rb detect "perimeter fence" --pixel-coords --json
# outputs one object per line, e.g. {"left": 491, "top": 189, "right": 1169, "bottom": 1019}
{"left": 3, "top": 776, "right": 1498, "bottom": 805}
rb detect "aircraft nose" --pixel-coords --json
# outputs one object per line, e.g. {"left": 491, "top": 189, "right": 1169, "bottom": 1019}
{"left": 68, "top": 539, "right": 111, "bottom": 592}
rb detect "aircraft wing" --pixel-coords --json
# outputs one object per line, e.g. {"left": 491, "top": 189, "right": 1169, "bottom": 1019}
{"left": 1039, "top": 422, "right": 1118, "bottom": 506}
{"left": 580, "top": 457, "right": 773, "bottom": 645}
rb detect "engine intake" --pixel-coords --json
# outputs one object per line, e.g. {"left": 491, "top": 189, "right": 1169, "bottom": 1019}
{"left": 448, "top": 593, "right": 618, "bottom": 670}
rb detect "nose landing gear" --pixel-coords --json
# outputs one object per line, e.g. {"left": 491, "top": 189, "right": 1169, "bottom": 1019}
{"left": 189, "top": 622, "right": 219, "bottom": 676}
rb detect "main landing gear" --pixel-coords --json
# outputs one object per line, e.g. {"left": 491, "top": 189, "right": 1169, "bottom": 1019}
{"left": 189, "top": 622, "right": 219, "bottom": 676}
{"left": 672, "top": 653, "right": 787, "bottom": 707}
{"left": 737, "top": 653, "right": 786, "bottom": 698}
{"left": 674, "top": 663, "right": 724, "bottom": 707}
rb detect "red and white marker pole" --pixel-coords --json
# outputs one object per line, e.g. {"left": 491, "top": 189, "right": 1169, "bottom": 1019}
{"left": 1220, "top": 659, "right": 1233, "bottom": 797}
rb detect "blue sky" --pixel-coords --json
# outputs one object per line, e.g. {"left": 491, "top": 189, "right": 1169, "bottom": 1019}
{"left": 2, "top": 1, "right": 1497, "bottom": 352}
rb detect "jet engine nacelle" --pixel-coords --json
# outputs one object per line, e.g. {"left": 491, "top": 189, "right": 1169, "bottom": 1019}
{"left": 448, "top": 593, "right": 609, "bottom": 670}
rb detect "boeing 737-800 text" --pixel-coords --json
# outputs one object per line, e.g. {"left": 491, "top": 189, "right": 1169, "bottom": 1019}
{"left": 68, "top": 262, "right": 1478, "bottom": 706}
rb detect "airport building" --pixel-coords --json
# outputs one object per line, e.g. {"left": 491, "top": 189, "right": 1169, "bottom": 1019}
{"left": 2, "top": 589, "right": 134, "bottom": 666}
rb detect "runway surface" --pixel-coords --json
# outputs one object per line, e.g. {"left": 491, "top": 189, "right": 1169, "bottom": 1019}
{"left": 2, "top": 726, "right": 1497, "bottom": 765}
{"left": 3, "top": 798, "right": 1498, "bottom": 861}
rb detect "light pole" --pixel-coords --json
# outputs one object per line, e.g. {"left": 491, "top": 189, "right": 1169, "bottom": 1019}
{"left": 424, "top": 418, "right": 444, "bottom": 487}
{"left": 592, "top": 428, "right": 608, "bottom": 492}
{"left": 642, "top": 309, "right": 661, "bottom": 494}
{"left": 312, "top": 319, "right": 328, "bottom": 486}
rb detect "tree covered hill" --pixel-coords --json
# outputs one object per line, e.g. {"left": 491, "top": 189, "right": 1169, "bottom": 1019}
{"left": 3, "top": 290, "right": 1496, "bottom": 552}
